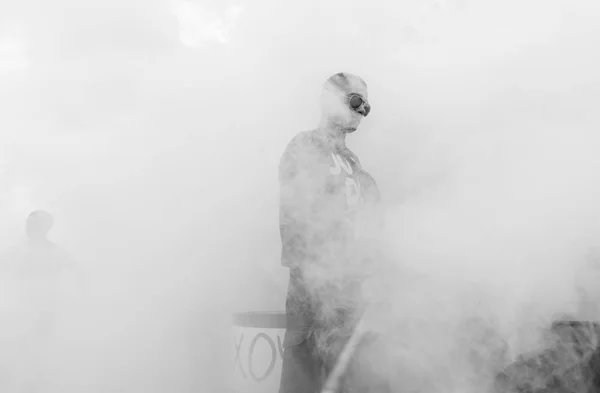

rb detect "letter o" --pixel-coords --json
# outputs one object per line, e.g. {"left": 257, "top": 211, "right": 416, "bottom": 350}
{"left": 248, "top": 333, "right": 277, "bottom": 382}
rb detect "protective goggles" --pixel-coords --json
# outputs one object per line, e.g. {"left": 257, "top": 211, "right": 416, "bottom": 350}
{"left": 348, "top": 94, "right": 371, "bottom": 117}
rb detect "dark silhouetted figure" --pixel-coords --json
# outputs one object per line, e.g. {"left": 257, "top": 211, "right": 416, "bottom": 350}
{"left": 278, "top": 73, "right": 387, "bottom": 393}
{"left": 0, "top": 210, "right": 79, "bottom": 393}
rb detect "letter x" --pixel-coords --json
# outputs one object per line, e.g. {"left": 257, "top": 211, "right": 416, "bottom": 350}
{"left": 234, "top": 333, "right": 247, "bottom": 378}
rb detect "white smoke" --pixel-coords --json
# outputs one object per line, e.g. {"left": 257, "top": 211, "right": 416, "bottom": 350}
{"left": 0, "top": 0, "right": 600, "bottom": 392}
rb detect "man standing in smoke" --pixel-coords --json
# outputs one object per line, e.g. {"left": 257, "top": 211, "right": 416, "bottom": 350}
{"left": 278, "top": 73, "right": 387, "bottom": 393}
{"left": 0, "top": 210, "right": 80, "bottom": 392}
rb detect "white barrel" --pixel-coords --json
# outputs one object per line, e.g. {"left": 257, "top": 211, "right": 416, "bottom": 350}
{"left": 232, "top": 311, "right": 286, "bottom": 393}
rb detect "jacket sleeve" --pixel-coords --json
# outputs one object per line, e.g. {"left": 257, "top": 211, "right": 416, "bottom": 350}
{"left": 350, "top": 154, "right": 384, "bottom": 241}
{"left": 278, "top": 138, "right": 325, "bottom": 268}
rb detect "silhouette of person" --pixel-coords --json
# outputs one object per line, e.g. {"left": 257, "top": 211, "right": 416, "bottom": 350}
{"left": 278, "top": 73, "right": 386, "bottom": 393}
{"left": 0, "top": 210, "right": 80, "bottom": 393}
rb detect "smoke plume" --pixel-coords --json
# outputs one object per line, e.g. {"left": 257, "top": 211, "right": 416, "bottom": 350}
{"left": 1, "top": 0, "right": 600, "bottom": 392}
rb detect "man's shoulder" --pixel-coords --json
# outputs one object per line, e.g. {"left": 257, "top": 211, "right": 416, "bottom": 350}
{"left": 279, "top": 130, "right": 331, "bottom": 179}
{"left": 282, "top": 130, "right": 329, "bottom": 160}
{"left": 285, "top": 130, "right": 320, "bottom": 150}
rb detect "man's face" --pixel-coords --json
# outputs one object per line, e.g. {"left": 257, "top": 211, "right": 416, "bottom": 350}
{"left": 322, "top": 75, "right": 370, "bottom": 134}
{"left": 26, "top": 212, "right": 53, "bottom": 241}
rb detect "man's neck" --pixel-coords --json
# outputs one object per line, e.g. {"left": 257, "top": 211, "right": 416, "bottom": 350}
{"left": 316, "top": 120, "right": 346, "bottom": 149}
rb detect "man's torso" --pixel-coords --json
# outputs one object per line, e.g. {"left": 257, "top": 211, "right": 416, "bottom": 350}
{"left": 279, "top": 130, "right": 381, "bottom": 267}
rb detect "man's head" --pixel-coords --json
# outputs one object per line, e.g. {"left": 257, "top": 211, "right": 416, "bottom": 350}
{"left": 26, "top": 210, "right": 54, "bottom": 241}
{"left": 320, "top": 72, "right": 370, "bottom": 134}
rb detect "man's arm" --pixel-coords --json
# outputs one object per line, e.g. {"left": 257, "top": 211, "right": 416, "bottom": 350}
{"left": 278, "top": 137, "right": 327, "bottom": 268}
{"left": 279, "top": 138, "right": 308, "bottom": 268}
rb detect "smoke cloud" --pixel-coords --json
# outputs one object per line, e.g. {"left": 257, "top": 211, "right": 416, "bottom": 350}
{"left": 1, "top": 0, "right": 600, "bottom": 392}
